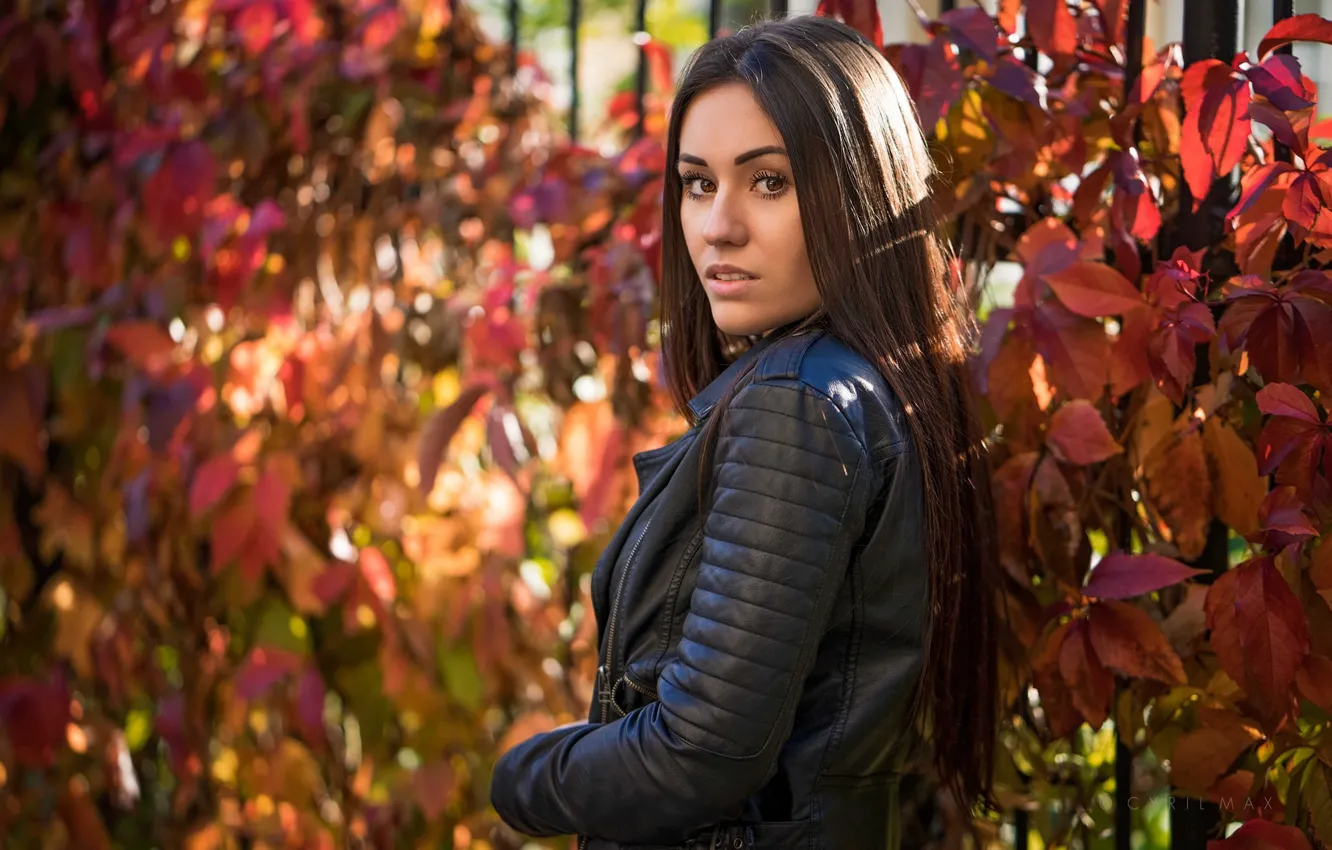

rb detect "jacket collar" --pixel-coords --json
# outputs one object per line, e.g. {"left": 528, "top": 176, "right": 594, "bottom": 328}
{"left": 686, "top": 317, "right": 807, "bottom": 421}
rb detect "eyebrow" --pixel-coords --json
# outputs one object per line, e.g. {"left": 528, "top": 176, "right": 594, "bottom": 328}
{"left": 677, "top": 145, "right": 788, "bottom": 167}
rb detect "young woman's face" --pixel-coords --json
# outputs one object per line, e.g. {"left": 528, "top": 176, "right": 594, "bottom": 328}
{"left": 676, "top": 83, "right": 821, "bottom": 337}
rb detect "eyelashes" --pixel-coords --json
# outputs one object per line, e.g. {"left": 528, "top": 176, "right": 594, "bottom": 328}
{"left": 678, "top": 170, "right": 790, "bottom": 201}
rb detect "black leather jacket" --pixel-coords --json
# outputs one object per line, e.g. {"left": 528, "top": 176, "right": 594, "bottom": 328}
{"left": 490, "top": 326, "right": 929, "bottom": 850}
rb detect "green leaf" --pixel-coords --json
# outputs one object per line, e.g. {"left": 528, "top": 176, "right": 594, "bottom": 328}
{"left": 438, "top": 642, "right": 483, "bottom": 711}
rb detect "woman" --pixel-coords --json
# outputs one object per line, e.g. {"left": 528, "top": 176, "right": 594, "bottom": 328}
{"left": 491, "top": 14, "right": 1000, "bottom": 850}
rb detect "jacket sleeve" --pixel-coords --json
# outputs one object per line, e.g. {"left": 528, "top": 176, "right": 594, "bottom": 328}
{"left": 489, "top": 380, "right": 880, "bottom": 845}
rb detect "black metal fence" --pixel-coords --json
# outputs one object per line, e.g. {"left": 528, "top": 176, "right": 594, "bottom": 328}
{"left": 509, "top": 0, "right": 1285, "bottom": 847}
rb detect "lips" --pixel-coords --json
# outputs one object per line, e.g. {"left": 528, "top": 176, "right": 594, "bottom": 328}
{"left": 703, "top": 263, "right": 759, "bottom": 280}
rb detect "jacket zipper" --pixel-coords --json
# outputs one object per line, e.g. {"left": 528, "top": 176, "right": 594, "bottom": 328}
{"left": 599, "top": 515, "right": 653, "bottom": 723}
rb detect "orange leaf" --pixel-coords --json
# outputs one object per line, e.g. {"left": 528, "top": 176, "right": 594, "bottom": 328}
{"left": 1027, "top": 0, "right": 1077, "bottom": 57}
{"left": 1043, "top": 262, "right": 1143, "bottom": 318}
{"left": 1087, "top": 599, "right": 1186, "bottom": 684}
{"left": 1171, "top": 707, "right": 1262, "bottom": 796}
{"left": 1031, "top": 620, "right": 1083, "bottom": 738}
{"left": 1142, "top": 428, "right": 1213, "bottom": 560}
{"left": 1047, "top": 399, "right": 1124, "bottom": 465}
{"left": 1295, "top": 653, "right": 1332, "bottom": 707}
{"left": 104, "top": 321, "right": 178, "bottom": 378}
{"left": 1203, "top": 418, "right": 1266, "bottom": 537}
{"left": 1059, "top": 619, "right": 1113, "bottom": 726}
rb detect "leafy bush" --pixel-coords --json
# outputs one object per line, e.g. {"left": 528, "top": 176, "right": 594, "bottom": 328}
{"left": 3, "top": 0, "right": 1332, "bottom": 848}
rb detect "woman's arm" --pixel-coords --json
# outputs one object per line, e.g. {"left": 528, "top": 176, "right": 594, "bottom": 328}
{"left": 490, "top": 380, "right": 883, "bottom": 845}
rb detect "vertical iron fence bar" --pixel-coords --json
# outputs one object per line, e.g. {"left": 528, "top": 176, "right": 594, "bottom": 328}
{"left": 633, "top": 0, "right": 649, "bottom": 141}
{"left": 709, "top": 0, "right": 722, "bottom": 39}
{"left": 569, "top": 0, "right": 581, "bottom": 143}
{"left": 940, "top": 0, "right": 955, "bottom": 12}
{"left": 508, "top": 0, "right": 519, "bottom": 75}
{"left": 770, "top": 0, "right": 788, "bottom": 19}
{"left": 1014, "top": 809, "right": 1029, "bottom": 850}
{"left": 1273, "top": 0, "right": 1295, "bottom": 162}
{"left": 1113, "top": 4, "right": 1147, "bottom": 847}
{"left": 1164, "top": 3, "right": 1239, "bottom": 849}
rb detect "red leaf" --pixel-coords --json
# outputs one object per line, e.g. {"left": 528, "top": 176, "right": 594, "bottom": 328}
{"left": 0, "top": 366, "right": 46, "bottom": 477}
{"left": 294, "top": 663, "right": 327, "bottom": 747}
{"left": 235, "top": 2, "right": 277, "bottom": 55}
{"left": 1083, "top": 552, "right": 1208, "bottom": 600}
{"left": 1258, "top": 13, "right": 1332, "bottom": 60}
{"left": 1295, "top": 653, "right": 1332, "bottom": 707}
{"left": 1043, "top": 262, "right": 1143, "bottom": 317}
{"left": 1256, "top": 485, "right": 1318, "bottom": 543}
{"left": 1256, "top": 382, "right": 1320, "bottom": 423}
{"left": 1228, "top": 162, "right": 1295, "bottom": 224}
{"left": 142, "top": 141, "right": 216, "bottom": 243}
{"left": 0, "top": 672, "right": 71, "bottom": 768}
{"left": 1018, "top": 218, "right": 1081, "bottom": 276}
{"left": 815, "top": 0, "right": 882, "bottom": 50}
{"left": 1059, "top": 619, "right": 1113, "bottom": 726}
{"left": 1027, "top": 0, "right": 1077, "bottom": 57}
{"left": 1181, "top": 60, "right": 1249, "bottom": 209}
{"left": 235, "top": 646, "right": 303, "bottom": 700}
{"left": 1206, "top": 568, "right": 1248, "bottom": 688}
{"left": 418, "top": 381, "right": 492, "bottom": 494}
{"left": 1248, "top": 303, "right": 1302, "bottom": 383}
{"left": 1046, "top": 399, "right": 1123, "bottom": 465}
{"left": 359, "top": 546, "right": 397, "bottom": 603}
{"left": 210, "top": 498, "right": 255, "bottom": 575}
{"left": 312, "top": 561, "right": 357, "bottom": 606}
{"left": 104, "top": 321, "right": 178, "bottom": 378}
{"left": 1283, "top": 171, "right": 1330, "bottom": 231}
{"left": 1028, "top": 302, "right": 1111, "bottom": 401}
{"left": 1247, "top": 54, "right": 1315, "bottom": 111}
{"left": 1233, "top": 556, "right": 1311, "bottom": 726}
{"left": 190, "top": 454, "right": 239, "bottom": 518}
{"left": 938, "top": 8, "right": 1000, "bottom": 62}
{"left": 1087, "top": 600, "right": 1187, "bottom": 684}
{"left": 1206, "top": 817, "right": 1311, "bottom": 850}
{"left": 884, "top": 40, "right": 963, "bottom": 129}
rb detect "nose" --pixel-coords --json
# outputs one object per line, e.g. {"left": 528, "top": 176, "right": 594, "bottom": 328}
{"left": 701, "top": 185, "right": 747, "bottom": 247}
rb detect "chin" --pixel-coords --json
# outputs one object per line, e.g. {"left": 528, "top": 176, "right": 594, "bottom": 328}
{"left": 708, "top": 305, "right": 769, "bottom": 338}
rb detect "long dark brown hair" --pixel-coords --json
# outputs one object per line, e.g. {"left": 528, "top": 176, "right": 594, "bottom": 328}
{"left": 658, "top": 14, "right": 1003, "bottom": 817}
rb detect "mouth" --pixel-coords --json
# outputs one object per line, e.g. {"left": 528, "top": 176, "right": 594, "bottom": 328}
{"left": 704, "top": 265, "right": 759, "bottom": 296}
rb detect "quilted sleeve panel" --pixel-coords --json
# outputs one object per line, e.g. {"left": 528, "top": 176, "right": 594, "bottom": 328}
{"left": 656, "top": 380, "right": 871, "bottom": 759}
{"left": 489, "top": 380, "right": 876, "bottom": 844}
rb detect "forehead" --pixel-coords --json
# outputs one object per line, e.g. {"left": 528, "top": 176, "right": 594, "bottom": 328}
{"left": 678, "top": 83, "right": 784, "bottom": 157}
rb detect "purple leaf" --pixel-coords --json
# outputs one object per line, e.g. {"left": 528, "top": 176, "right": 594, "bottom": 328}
{"left": 1083, "top": 552, "right": 1208, "bottom": 599}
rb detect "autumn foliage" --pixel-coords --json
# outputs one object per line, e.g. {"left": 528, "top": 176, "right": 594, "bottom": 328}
{"left": 868, "top": 1, "right": 1332, "bottom": 846}
{"left": 1, "top": 0, "right": 1332, "bottom": 847}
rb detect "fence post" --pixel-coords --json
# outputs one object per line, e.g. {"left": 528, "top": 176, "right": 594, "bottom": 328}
{"left": 508, "top": 0, "right": 520, "bottom": 74}
{"left": 1113, "top": 2, "right": 1148, "bottom": 844}
{"left": 1273, "top": 0, "right": 1294, "bottom": 162}
{"left": 709, "top": 0, "right": 722, "bottom": 39}
{"left": 569, "top": 0, "right": 581, "bottom": 143}
{"left": 633, "top": 0, "right": 649, "bottom": 140}
{"left": 771, "top": 0, "right": 788, "bottom": 18}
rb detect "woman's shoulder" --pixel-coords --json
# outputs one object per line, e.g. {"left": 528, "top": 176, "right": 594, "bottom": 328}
{"left": 747, "top": 329, "right": 913, "bottom": 460}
